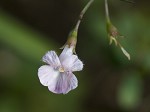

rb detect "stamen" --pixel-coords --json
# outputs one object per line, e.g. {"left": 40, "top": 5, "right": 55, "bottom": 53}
{"left": 59, "top": 67, "right": 65, "bottom": 72}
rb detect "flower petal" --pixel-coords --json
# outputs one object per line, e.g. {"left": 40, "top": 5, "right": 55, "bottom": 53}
{"left": 120, "top": 46, "right": 130, "bottom": 60}
{"left": 42, "top": 51, "right": 61, "bottom": 68}
{"left": 59, "top": 45, "right": 73, "bottom": 62}
{"left": 61, "top": 55, "right": 83, "bottom": 72}
{"left": 48, "top": 72, "right": 78, "bottom": 94}
{"left": 38, "top": 65, "right": 60, "bottom": 86}
{"left": 71, "top": 58, "right": 83, "bottom": 72}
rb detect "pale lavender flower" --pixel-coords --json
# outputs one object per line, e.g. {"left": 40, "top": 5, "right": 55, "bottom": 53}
{"left": 38, "top": 45, "right": 83, "bottom": 94}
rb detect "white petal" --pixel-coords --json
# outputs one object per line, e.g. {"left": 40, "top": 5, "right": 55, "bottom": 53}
{"left": 61, "top": 55, "right": 83, "bottom": 72}
{"left": 59, "top": 45, "right": 73, "bottom": 62}
{"left": 42, "top": 51, "right": 61, "bottom": 68}
{"left": 48, "top": 72, "right": 78, "bottom": 94}
{"left": 38, "top": 65, "right": 60, "bottom": 86}
{"left": 71, "top": 58, "right": 83, "bottom": 72}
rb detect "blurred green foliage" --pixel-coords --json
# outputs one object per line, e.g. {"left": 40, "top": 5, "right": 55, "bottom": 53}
{"left": 0, "top": 11, "right": 57, "bottom": 62}
{"left": 0, "top": 0, "right": 150, "bottom": 112}
{"left": 118, "top": 72, "right": 143, "bottom": 110}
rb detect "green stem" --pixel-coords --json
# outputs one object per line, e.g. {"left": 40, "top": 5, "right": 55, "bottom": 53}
{"left": 105, "top": 0, "right": 110, "bottom": 23}
{"left": 74, "top": 0, "right": 94, "bottom": 31}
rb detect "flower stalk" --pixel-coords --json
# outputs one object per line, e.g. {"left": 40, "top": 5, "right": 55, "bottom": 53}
{"left": 62, "top": 0, "right": 94, "bottom": 53}
{"left": 74, "top": 0, "right": 94, "bottom": 32}
{"left": 105, "top": 0, "right": 110, "bottom": 23}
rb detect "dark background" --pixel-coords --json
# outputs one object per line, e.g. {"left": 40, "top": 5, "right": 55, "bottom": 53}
{"left": 0, "top": 0, "right": 150, "bottom": 112}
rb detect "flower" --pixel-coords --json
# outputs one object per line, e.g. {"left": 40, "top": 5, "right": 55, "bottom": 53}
{"left": 105, "top": 0, "right": 130, "bottom": 60}
{"left": 107, "top": 22, "right": 130, "bottom": 60}
{"left": 38, "top": 45, "right": 83, "bottom": 94}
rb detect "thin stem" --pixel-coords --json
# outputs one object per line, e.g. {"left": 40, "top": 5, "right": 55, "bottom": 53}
{"left": 74, "top": 0, "right": 94, "bottom": 31}
{"left": 105, "top": 0, "right": 110, "bottom": 23}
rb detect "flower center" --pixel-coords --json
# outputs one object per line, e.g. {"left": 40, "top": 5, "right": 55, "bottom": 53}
{"left": 58, "top": 67, "right": 65, "bottom": 73}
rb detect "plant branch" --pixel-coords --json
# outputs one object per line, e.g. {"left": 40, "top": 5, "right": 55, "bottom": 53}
{"left": 74, "top": 0, "right": 94, "bottom": 31}
{"left": 105, "top": 0, "right": 110, "bottom": 23}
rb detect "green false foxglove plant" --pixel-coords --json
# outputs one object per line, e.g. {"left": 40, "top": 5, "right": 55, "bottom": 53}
{"left": 38, "top": 0, "right": 94, "bottom": 94}
{"left": 38, "top": 0, "right": 132, "bottom": 94}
